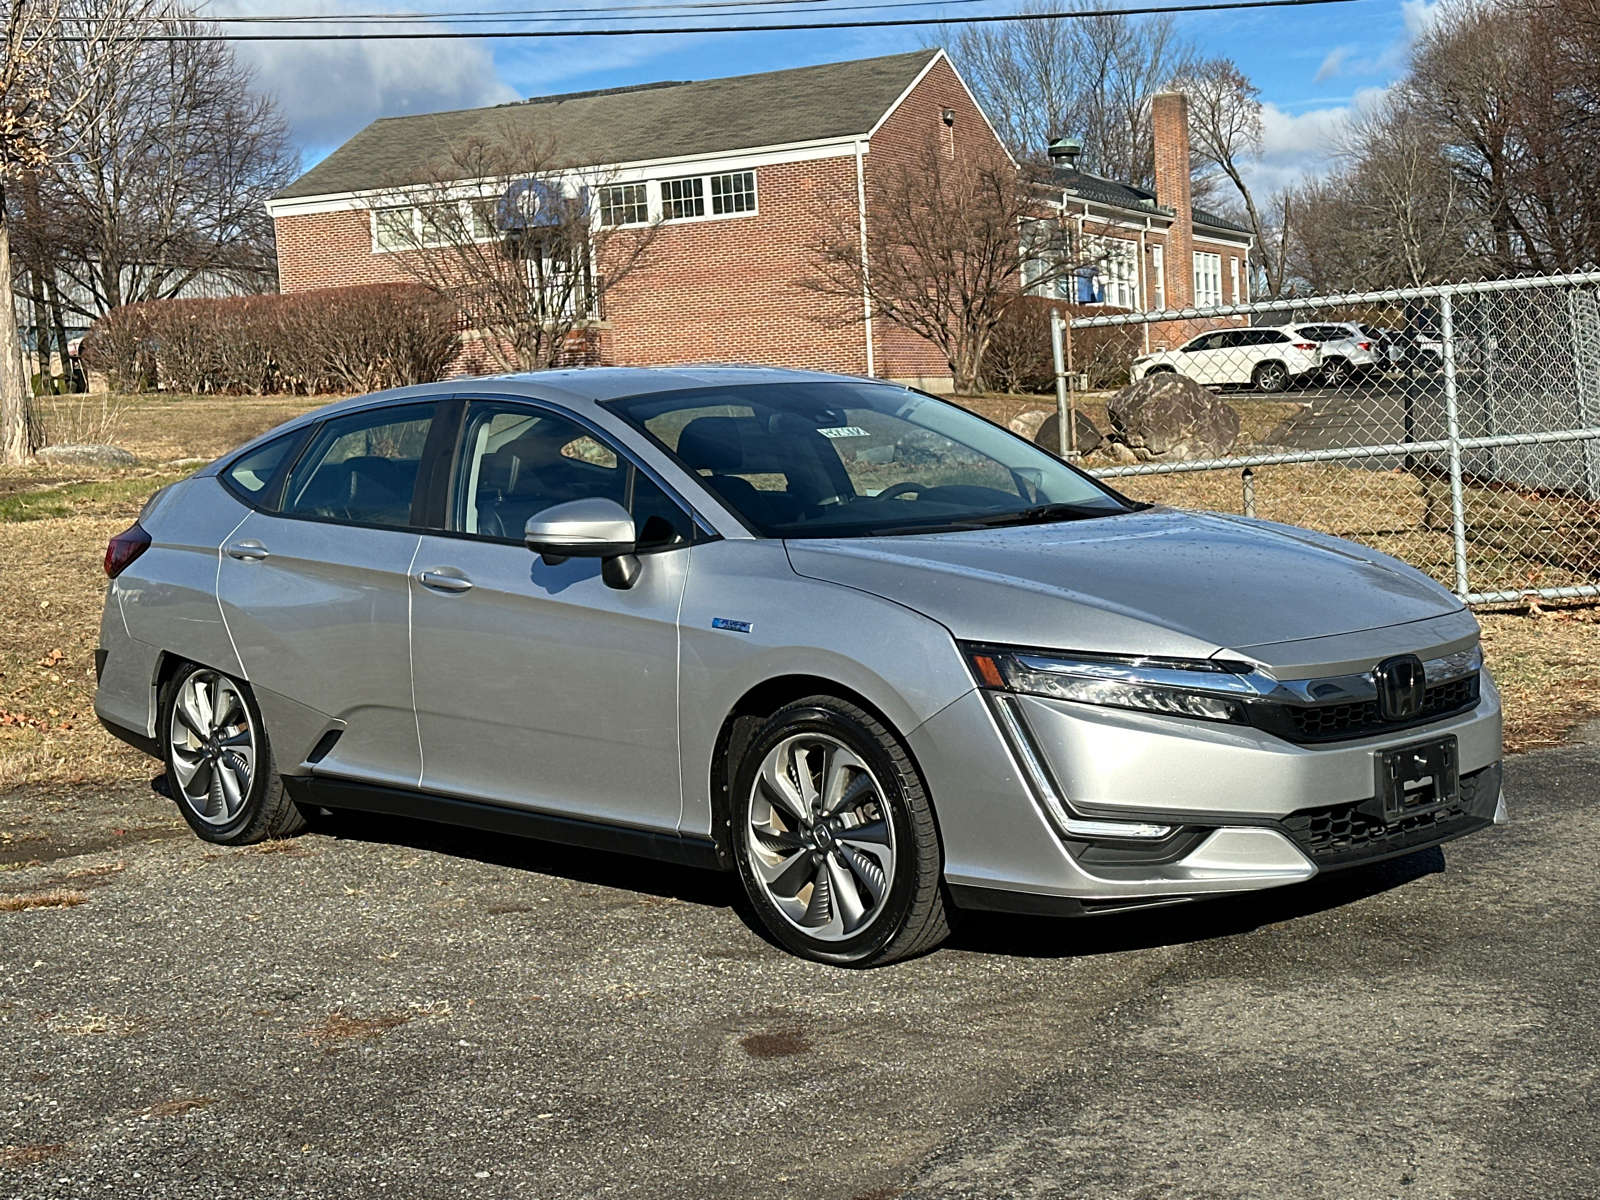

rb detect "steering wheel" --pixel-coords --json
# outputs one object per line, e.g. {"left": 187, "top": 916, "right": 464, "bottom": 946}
{"left": 876, "top": 481, "right": 927, "bottom": 501}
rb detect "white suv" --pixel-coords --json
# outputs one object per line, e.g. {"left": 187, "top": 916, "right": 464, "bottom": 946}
{"left": 1285, "top": 322, "right": 1381, "bottom": 385}
{"left": 1132, "top": 327, "right": 1321, "bottom": 393}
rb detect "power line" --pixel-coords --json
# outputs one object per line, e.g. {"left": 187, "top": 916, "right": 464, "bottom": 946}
{"left": 160, "top": 0, "right": 1015, "bottom": 26}
{"left": 178, "top": 0, "right": 964, "bottom": 20}
{"left": 60, "top": 0, "right": 1372, "bottom": 39}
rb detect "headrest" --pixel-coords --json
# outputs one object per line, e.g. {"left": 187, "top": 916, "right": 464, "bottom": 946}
{"left": 677, "top": 417, "right": 749, "bottom": 472}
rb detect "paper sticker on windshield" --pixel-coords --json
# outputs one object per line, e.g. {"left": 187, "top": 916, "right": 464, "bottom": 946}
{"left": 817, "top": 426, "right": 870, "bottom": 439}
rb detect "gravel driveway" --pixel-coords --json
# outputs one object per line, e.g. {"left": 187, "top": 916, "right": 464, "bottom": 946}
{"left": 3, "top": 728, "right": 1596, "bottom": 1200}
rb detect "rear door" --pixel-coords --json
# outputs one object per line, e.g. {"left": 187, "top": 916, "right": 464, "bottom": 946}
{"left": 1179, "top": 332, "right": 1228, "bottom": 384}
{"left": 408, "top": 398, "right": 697, "bottom": 830}
{"left": 216, "top": 400, "right": 451, "bottom": 787}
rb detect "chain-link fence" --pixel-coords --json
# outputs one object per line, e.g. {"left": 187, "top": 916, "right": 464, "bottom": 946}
{"left": 1063, "top": 272, "right": 1600, "bottom": 606}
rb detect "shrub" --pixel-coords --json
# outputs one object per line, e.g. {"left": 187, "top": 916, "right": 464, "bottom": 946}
{"left": 81, "top": 284, "right": 461, "bottom": 395}
{"left": 984, "top": 295, "right": 1143, "bottom": 393}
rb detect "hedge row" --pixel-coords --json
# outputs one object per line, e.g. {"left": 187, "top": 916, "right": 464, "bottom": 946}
{"left": 80, "top": 284, "right": 461, "bottom": 395}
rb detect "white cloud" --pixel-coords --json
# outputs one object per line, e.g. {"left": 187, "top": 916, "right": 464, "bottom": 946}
{"left": 1401, "top": 0, "right": 1447, "bottom": 40}
{"left": 1240, "top": 89, "right": 1389, "bottom": 193}
{"left": 214, "top": 0, "right": 521, "bottom": 154}
{"left": 1313, "top": 47, "right": 1349, "bottom": 84}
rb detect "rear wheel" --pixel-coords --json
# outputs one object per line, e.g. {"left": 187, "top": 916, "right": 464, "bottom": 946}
{"left": 160, "top": 663, "right": 305, "bottom": 845}
{"left": 731, "top": 697, "right": 950, "bottom": 966}
{"left": 1320, "top": 357, "right": 1350, "bottom": 387}
{"left": 1253, "top": 361, "right": 1289, "bottom": 393}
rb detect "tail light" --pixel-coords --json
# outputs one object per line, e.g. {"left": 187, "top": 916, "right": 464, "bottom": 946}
{"left": 1292, "top": 342, "right": 1317, "bottom": 351}
{"left": 105, "top": 523, "right": 152, "bottom": 578}
{"left": 1357, "top": 341, "right": 1371, "bottom": 350}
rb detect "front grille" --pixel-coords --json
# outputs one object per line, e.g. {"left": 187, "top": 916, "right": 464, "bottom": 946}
{"left": 1261, "top": 672, "right": 1481, "bottom": 744}
{"left": 1281, "top": 762, "right": 1499, "bottom": 868}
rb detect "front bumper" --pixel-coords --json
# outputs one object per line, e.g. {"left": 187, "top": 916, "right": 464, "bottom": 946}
{"left": 911, "top": 671, "right": 1502, "bottom": 912}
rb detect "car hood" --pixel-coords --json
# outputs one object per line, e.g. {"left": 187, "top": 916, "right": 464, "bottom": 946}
{"left": 785, "top": 508, "right": 1468, "bottom": 667}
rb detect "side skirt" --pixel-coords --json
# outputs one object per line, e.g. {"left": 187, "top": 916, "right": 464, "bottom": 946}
{"left": 282, "top": 775, "right": 731, "bottom": 872}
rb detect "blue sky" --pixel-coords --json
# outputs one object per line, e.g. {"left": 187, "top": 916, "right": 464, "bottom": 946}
{"left": 222, "top": 0, "right": 1439, "bottom": 192}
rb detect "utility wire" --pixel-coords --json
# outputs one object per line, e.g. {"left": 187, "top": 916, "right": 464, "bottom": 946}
{"left": 176, "top": 0, "right": 974, "bottom": 20}
{"left": 62, "top": 0, "right": 1371, "bottom": 39}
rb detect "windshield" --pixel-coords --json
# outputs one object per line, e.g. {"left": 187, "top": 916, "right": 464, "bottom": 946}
{"left": 605, "top": 381, "right": 1135, "bottom": 539}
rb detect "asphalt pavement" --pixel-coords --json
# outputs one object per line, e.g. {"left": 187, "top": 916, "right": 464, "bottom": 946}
{"left": 2, "top": 726, "right": 1596, "bottom": 1200}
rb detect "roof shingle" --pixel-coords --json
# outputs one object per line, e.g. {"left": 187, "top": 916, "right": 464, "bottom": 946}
{"left": 275, "top": 50, "right": 939, "bottom": 201}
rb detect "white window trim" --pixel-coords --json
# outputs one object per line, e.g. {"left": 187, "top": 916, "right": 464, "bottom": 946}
{"left": 654, "top": 169, "right": 759, "bottom": 224}
{"left": 371, "top": 199, "right": 503, "bottom": 253}
{"left": 597, "top": 181, "right": 651, "bottom": 228}
{"left": 1150, "top": 244, "right": 1166, "bottom": 310}
{"left": 1193, "top": 250, "right": 1223, "bottom": 309}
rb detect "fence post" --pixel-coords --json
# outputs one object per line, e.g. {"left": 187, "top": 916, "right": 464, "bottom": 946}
{"left": 1050, "top": 308, "right": 1069, "bottom": 458}
{"left": 1241, "top": 468, "right": 1256, "bottom": 518}
{"left": 1441, "top": 292, "right": 1471, "bottom": 599}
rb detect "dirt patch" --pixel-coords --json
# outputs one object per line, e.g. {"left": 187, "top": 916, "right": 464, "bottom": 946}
{"left": 0, "top": 888, "right": 87, "bottom": 912}
{"left": 1479, "top": 603, "right": 1600, "bottom": 752}
{"left": 39, "top": 1010, "right": 145, "bottom": 1037}
{"left": 740, "top": 1029, "right": 810, "bottom": 1058}
{"left": 137, "top": 1096, "right": 215, "bottom": 1119}
{"left": 300, "top": 1009, "right": 413, "bottom": 1050}
{"left": 0, "top": 1143, "right": 71, "bottom": 1168}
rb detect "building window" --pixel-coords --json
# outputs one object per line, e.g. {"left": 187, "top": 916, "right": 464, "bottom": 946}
{"left": 1151, "top": 244, "right": 1165, "bottom": 310}
{"left": 599, "top": 183, "right": 649, "bottom": 227}
{"left": 1230, "top": 256, "right": 1241, "bottom": 302}
{"left": 373, "top": 207, "right": 415, "bottom": 252}
{"left": 710, "top": 171, "right": 756, "bottom": 215}
{"left": 1089, "top": 237, "right": 1139, "bottom": 310}
{"left": 661, "top": 177, "right": 705, "bottom": 220}
{"left": 1194, "top": 251, "right": 1223, "bottom": 309}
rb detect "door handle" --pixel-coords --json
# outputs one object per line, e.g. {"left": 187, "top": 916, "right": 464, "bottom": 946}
{"left": 225, "top": 541, "right": 269, "bottom": 561}
{"left": 418, "top": 570, "right": 473, "bottom": 593}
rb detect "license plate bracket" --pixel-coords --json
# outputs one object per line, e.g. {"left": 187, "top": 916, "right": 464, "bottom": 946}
{"left": 1375, "top": 735, "right": 1459, "bottom": 824}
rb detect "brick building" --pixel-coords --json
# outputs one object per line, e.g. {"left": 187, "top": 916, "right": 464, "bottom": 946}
{"left": 267, "top": 56, "right": 1252, "bottom": 387}
{"left": 1023, "top": 92, "right": 1255, "bottom": 354}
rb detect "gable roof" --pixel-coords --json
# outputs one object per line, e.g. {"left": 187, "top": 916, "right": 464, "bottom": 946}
{"left": 275, "top": 50, "right": 941, "bottom": 201}
{"left": 1044, "top": 166, "right": 1253, "bottom": 236}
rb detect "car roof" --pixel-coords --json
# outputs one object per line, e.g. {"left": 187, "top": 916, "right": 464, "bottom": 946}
{"left": 196, "top": 364, "right": 897, "bottom": 475}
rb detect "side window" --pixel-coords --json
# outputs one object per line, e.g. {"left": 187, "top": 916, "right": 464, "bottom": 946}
{"left": 1184, "top": 334, "right": 1220, "bottom": 352}
{"left": 452, "top": 401, "right": 694, "bottom": 549}
{"left": 223, "top": 431, "right": 301, "bottom": 509}
{"left": 281, "top": 403, "right": 436, "bottom": 529}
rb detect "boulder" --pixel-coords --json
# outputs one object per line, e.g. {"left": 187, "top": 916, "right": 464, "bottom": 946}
{"left": 1107, "top": 374, "right": 1239, "bottom": 461}
{"left": 36, "top": 443, "right": 138, "bottom": 468}
{"left": 1007, "top": 409, "right": 1050, "bottom": 440}
{"left": 1031, "top": 410, "right": 1103, "bottom": 456}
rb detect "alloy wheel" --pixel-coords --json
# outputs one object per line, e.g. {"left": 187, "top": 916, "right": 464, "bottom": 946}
{"left": 168, "top": 670, "right": 257, "bottom": 827}
{"left": 745, "top": 733, "right": 897, "bottom": 942}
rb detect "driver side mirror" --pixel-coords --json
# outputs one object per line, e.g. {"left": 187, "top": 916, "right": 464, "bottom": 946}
{"left": 524, "top": 497, "right": 641, "bottom": 590}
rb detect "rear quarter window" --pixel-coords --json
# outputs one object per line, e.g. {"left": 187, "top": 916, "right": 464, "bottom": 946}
{"left": 221, "top": 431, "right": 303, "bottom": 509}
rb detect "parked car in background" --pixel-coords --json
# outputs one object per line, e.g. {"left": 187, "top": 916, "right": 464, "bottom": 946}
{"left": 1283, "top": 322, "right": 1381, "bottom": 386}
{"left": 1132, "top": 328, "right": 1321, "bottom": 393}
{"left": 94, "top": 367, "right": 1503, "bottom": 966}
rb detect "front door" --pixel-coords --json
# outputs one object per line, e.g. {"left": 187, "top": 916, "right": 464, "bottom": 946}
{"left": 408, "top": 399, "right": 696, "bottom": 831}
{"left": 216, "top": 401, "right": 441, "bottom": 787}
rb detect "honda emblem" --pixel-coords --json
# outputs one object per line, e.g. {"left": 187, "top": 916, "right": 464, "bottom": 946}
{"left": 1374, "top": 654, "right": 1426, "bottom": 721}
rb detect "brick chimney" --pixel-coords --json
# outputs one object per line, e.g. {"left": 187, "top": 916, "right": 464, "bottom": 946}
{"left": 1152, "top": 91, "right": 1194, "bottom": 309}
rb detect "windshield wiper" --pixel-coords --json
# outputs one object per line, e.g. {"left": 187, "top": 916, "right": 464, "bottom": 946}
{"left": 961, "top": 502, "right": 1124, "bottom": 528}
{"left": 866, "top": 504, "right": 1122, "bottom": 537}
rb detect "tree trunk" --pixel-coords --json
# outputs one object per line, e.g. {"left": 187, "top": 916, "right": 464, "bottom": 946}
{"left": 44, "top": 275, "right": 76, "bottom": 393}
{"left": 0, "top": 192, "right": 36, "bottom": 464}
{"left": 28, "top": 269, "right": 53, "bottom": 394}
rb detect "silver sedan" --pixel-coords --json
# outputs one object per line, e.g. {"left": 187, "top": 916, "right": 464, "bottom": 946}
{"left": 94, "top": 367, "right": 1504, "bottom": 965}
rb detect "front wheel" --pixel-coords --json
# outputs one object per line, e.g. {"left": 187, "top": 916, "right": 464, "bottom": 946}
{"left": 731, "top": 697, "right": 950, "bottom": 966}
{"left": 161, "top": 663, "right": 305, "bottom": 845}
{"left": 1253, "top": 361, "right": 1289, "bottom": 393}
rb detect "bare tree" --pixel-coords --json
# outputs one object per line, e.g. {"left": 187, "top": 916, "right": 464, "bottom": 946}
{"left": 1173, "top": 58, "right": 1284, "bottom": 296}
{"left": 48, "top": 13, "right": 297, "bottom": 319}
{"left": 804, "top": 137, "right": 1072, "bottom": 395}
{"left": 935, "top": 0, "right": 1197, "bottom": 187}
{"left": 1, "top": 0, "right": 164, "bottom": 461}
{"left": 366, "top": 127, "right": 657, "bottom": 373}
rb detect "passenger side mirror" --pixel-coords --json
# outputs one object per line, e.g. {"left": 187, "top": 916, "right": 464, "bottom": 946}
{"left": 524, "top": 497, "right": 641, "bottom": 589}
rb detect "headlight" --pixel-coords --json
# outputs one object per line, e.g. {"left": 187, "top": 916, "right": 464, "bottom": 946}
{"left": 964, "top": 645, "right": 1254, "bottom": 725}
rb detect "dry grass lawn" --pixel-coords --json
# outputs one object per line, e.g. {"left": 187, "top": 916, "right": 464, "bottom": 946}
{"left": 0, "top": 388, "right": 1593, "bottom": 800}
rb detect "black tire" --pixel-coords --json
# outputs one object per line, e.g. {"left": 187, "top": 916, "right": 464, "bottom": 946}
{"left": 1253, "top": 360, "right": 1289, "bottom": 393}
{"left": 159, "top": 662, "right": 306, "bottom": 845}
{"left": 730, "top": 696, "right": 951, "bottom": 966}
